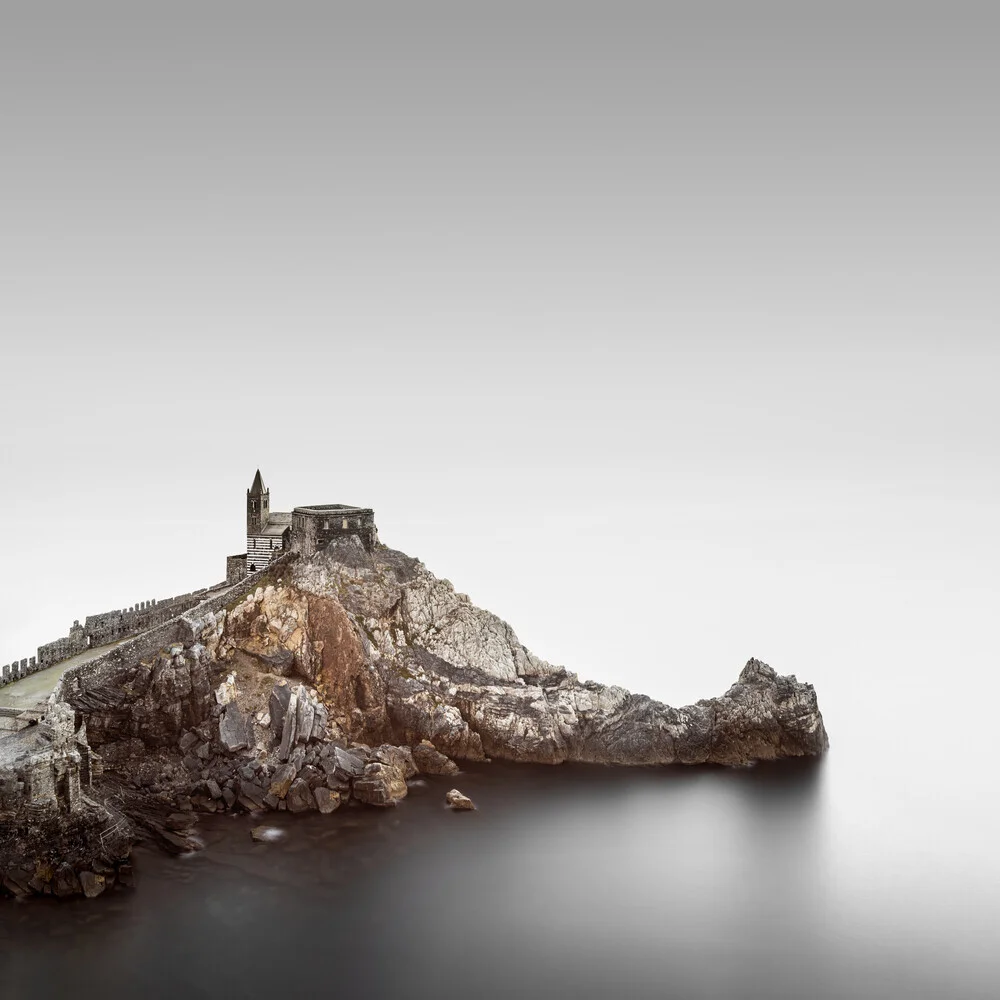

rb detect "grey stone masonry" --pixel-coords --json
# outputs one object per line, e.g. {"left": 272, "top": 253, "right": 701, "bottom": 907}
{"left": 1, "top": 585, "right": 226, "bottom": 690}
{"left": 289, "top": 504, "right": 378, "bottom": 556}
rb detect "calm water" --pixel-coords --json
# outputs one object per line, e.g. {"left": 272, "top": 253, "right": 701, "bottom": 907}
{"left": 1, "top": 751, "right": 997, "bottom": 1000}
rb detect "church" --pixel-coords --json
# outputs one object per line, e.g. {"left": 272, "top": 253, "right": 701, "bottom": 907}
{"left": 226, "top": 470, "right": 378, "bottom": 583}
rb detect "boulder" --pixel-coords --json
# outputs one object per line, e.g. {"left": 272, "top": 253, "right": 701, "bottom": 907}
{"left": 412, "top": 740, "right": 460, "bottom": 775}
{"left": 237, "top": 778, "right": 266, "bottom": 811}
{"left": 79, "top": 871, "right": 107, "bottom": 898}
{"left": 352, "top": 761, "right": 408, "bottom": 807}
{"left": 53, "top": 865, "right": 82, "bottom": 897}
{"left": 286, "top": 777, "right": 315, "bottom": 813}
{"left": 372, "top": 745, "right": 418, "bottom": 779}
{"left": 277, "top": 689, "right": 299, "bottom": 761}
{"left": 219, "top": 703, "right": 249, "bottom": 753}
{"left": 314, "top": 787, "right": 341, "bottom": 814}
{"left": 445, "top": 789, "right": 476, "bottom": 811}
{"left": 295, "top": 693, "right": 315, "bottom": 746}
{"left": 331, "top": 746, "right": 365, "bottom": 778}
{"left": 268, "top": 763, "right": 297, "bottom": 800}
{"left": 269, "top": 682, "right": 293, "bottom": 737}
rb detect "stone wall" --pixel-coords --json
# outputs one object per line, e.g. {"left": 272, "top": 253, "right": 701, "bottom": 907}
{"left": 226, "top": 554, "right": 247, "bottom": 585}
{"left": 1, "top": 582, "right": 226, "bottom": 690}
{"left": 51, "top": 555, "right": 296, "bottom": 717}
{"left": 289, "top": 506, "right": 378, "bottom": 557}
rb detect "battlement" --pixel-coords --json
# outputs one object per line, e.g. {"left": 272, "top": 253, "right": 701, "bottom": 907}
{"left": 0, "top": 584, "right": 226, "bottom": 690}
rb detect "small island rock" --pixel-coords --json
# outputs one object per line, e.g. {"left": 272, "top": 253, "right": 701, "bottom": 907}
{"left": 445, "top": 789, "right": 476, "bottom": 811}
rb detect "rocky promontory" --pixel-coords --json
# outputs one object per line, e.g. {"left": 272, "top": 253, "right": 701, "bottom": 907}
{"left": 0, "top": 538, "right": 827, "bottom": 898}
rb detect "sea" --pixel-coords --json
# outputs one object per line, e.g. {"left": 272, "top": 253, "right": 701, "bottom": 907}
{"left": 1, "top": 746, "right": 998, "bottom": 1000}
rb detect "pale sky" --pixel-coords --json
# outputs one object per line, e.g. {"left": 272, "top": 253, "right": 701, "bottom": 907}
{"left": 1, "top": 2, "right": 997, "bottom": 730}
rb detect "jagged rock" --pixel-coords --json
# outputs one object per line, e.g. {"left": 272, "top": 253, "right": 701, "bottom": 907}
{"left": 445, "top": 789, "right": 475, "bottom": 811}
{"left": 206, "top": 779, "right": 223, "bottom": 800}
{"left": 277, "top": 688, "right": 299, "bottom": 760}
{"left": 53, "top": 865, "right": 82, "bottom": 897}
{"left": 237, "top": 779, "right": 265, "bottom": 812}
{"left": 215, "top": 672, "right": 239, "bottom": 705}
{"left": 269, "top": 682, "right": 293, "bottom": 737}
{"left": 313, "top": 787, "right": 340, "bottom": 814}
{"left": 352, "top": 761, "right": 408, "bottom": 807}
{"left": 219, "top": 703, "right": 249, "bottom": 752}
{"left": 268, "top": 763, "right": 297, "bottom": 799}
{"left": 165, "top": 813, "right": 195, "bottom": 832}
{"left": 62, "top": 642, "right": 214, "bottom": 748}
{"left": 286, "top": 777, "right": 315, "bottom": 813}
{"left": 253, "top": 648, "right": 295, "bottom": 677}
{"left": 285, "top": 543, "right": 830, "bottom": 766}
{"left": 331, "top": 746, "right": 365, "bottom": 778}
{"left": 79, "top": 871, "right": 106, "bottom": 898}
{"left": 372, "top": 744, "right": 418, "bottom": 779}
{"left": 295, "top": 694, "right": 315, "bottom": 747}
{"left": 412, "top": 740, "right": 460, "bottom": 775}
{"left": 298, "top": 764, "right": 325, "bottom": 789}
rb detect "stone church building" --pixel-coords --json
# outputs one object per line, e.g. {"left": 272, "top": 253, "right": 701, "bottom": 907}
{"left": 226, "top": 470, "right": 377, "bottom": 583}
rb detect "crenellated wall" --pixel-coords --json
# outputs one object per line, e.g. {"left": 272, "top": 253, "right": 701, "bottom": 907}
{"left": 1, "top": 583, "right": 227, "bottom": 689}
{"left": 51, "top": 555, "right": 296, "bottom": 730}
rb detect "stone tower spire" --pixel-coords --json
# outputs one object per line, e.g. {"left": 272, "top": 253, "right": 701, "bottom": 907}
{"left": 247, "top": 469, "right": 269, "bottom": 536}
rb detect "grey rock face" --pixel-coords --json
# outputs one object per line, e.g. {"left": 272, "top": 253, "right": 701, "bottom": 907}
{"left": 331, "top": 746, "right": 365, "bottom": 778}
{"left": 64, "top": 642, "right": 214, "bottom": 748}
{"left": 219, "top": 703, "right": 249, "bottom": 753}
{"left": 290, "top": 541, "right": 829, "bottom": 767}
{"left": 269, "top": 681, "right": 328, "bottom": 761}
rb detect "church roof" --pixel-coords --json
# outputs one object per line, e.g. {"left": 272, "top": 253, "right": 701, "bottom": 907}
{"left": 248, "top": 469, "right": 266, "bottom": 496}
{"left": 257, "top": 512, "right": 292, "bottom": 536}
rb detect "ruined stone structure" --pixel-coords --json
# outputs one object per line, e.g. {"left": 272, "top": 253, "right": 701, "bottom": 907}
{"left": 231, "top": 470, "right": 377, "bottom": 579}
{"left": 0, "top": 703, "right": 100, "bottom": 820}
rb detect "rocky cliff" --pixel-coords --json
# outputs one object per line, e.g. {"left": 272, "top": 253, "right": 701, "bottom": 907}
{"left": 2, "top": 537, "right": 827, "bottom": 899}
{"left": 207, "top": 538, "right": 828, "bottom": 767}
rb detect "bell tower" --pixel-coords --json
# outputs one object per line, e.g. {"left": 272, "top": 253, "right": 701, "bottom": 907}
{"left": 247, "top": 469, "right": 269, "bottom": 535}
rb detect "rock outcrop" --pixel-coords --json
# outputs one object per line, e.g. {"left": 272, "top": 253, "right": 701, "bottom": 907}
{"left": 274, "top": 538, "right": 829, "bottom": 766}
{"left": 1, "top": 534, "right": 828, "bottom": 900}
